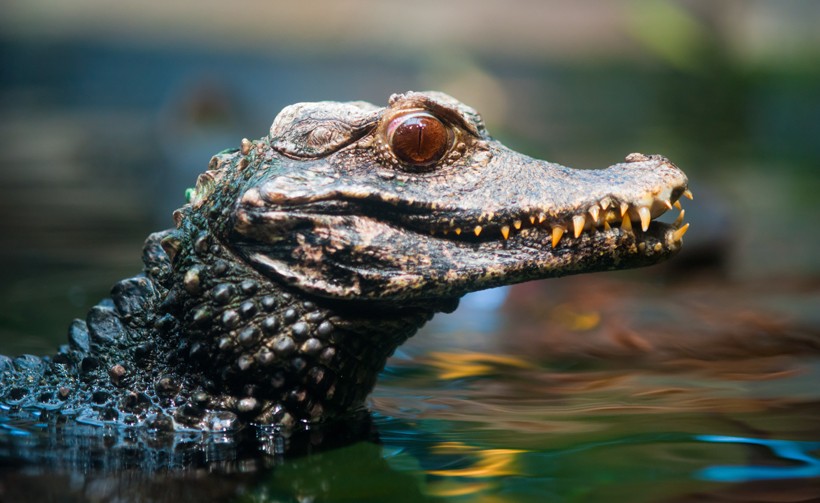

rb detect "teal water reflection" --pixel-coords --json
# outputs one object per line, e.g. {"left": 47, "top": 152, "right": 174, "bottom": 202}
{"left": 696, "top": 435, "right": 820, "bottom": 483}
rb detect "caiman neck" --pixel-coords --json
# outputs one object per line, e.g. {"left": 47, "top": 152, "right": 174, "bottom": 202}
{"left": 158, "top": 215, "right": 443, "bottom": 427}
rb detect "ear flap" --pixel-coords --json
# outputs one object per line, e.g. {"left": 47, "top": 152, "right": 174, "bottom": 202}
{"left": 270, "top": 100, "right": 381, "bottom": 159}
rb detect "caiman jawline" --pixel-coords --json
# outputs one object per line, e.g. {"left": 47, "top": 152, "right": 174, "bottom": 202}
{"left": 392, "top": 187, "right": 693, "bottom": 248}
{"left": 237, "top": 151, "right": 692, "bottom": 251}
{"left": 242, "top": 182, "right": 694, "bottom": 250}
{"left": 429, "top": 189, "right": 692, "bottom": 247}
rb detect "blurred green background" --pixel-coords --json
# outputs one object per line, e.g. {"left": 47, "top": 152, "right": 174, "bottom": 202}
{"left": 1, "top": 0, "right": 819, "bottom": 353}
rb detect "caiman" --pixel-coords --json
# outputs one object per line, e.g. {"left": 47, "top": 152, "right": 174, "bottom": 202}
{"left": 0, "top": 91, "right": 691, "bottom": 432}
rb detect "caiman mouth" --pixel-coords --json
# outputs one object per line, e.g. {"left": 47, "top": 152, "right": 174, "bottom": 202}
{"left": 236, "top": 155, "right": 692, "bottom": 252}
{"left": 397, "top": 185, "right": 693, "bottom": 249}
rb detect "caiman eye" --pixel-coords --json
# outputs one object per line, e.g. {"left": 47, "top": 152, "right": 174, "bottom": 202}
{"left": 387, "top": 112, "right": 451, "bottom": 166}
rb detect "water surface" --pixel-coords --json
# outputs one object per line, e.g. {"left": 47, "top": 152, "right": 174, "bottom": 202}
{"left": 2, "top": 275, "right": 819, "bottom": 502}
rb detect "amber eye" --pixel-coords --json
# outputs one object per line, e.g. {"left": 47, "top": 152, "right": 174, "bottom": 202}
{"left": 387, "top": 112, "right": 450, "bottom": 166}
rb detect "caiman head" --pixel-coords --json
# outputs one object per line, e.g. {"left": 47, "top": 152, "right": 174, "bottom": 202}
{"left": 165, "top": 91, "right": 690, "bottom": 425}
{"left": 188, "top": 91, "right": 690, "bottom": 305}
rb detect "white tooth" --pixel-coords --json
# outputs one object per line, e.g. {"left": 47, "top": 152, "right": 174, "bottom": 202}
{"left": 538, "top": 213, "right": 546, "bottom": 224}
{"left": 600, "top": 198, "right": 611, "bottom": 210}
{"left": 683, "top": 189, "right": 694, "bottom": 200}
{"left": 589, "top": 206, "right": 600, "bottom": 222}
{"left": 674, "top": 209, "right": 686, "bottom": 227}
{"left": 620, "top": 202, "right": 629, "bottom": 217}
{"left": 573, "top": 215, "right": 586, "bottom": 238}
{"left": 638, "top": 207, "right": 651, "bottom": 232}
{"left": 663, "top": 200, "right": 673, "bottom": 210}
{"left": 672, "top": 223, "right": 690, "bottom": 242}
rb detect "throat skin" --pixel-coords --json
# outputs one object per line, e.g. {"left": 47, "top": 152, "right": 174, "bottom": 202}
{"left": 159, "top": 215, "right": 444, "bottom": 428}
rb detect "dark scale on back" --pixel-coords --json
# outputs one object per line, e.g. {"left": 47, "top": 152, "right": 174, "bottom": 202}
{"left": 0, "top": 91, "right": 692, "bottom": 435}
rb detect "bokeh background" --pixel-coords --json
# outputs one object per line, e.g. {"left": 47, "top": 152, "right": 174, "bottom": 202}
{"left": 3, "top": 2, "right": 820, "bottom": 501}
{"left": 1, "top": 0, "right": 819, "bottom": 360}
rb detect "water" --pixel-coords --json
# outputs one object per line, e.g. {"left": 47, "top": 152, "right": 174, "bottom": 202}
{"left": 2, "top": 33, "right": 820, "bottom": 502}
{"left": 1, "top": 276, "right": 819, "bottom": 502}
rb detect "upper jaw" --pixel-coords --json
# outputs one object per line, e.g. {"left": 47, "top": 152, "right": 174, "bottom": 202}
{"left": 237, "top": 151, "right": 691, "bottom": 249}
{"left": 376, "top": 152, "right": 691, "bottom": 247}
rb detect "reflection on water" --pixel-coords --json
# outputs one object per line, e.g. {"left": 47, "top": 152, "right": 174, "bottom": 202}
{"left": 696, "top": 435, "right": 820, "bottom": 483}
{"left": 3, "top": 272, "right": 818, "bottom": 502}
{"left": 0, "top": 289, "right": 820, "bottom": 503}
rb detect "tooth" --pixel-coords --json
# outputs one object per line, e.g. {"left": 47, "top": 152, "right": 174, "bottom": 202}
{"left": 674, "top": 209, "right": 686, "bottom": 227}
{"left": 603, "top": 221, "right": 611, "bottom": 231}
{"left": 552, "top": 226, "right": 565, "bottom": 248}
{"left": 672, "top": 223, "right": 690, "bottom": 242}
{"left": 638, "top": 207, "right": 651, "bottom": 232}
{"left": 620, "top": 202, "right": 629, "bottom": 217}
{"left": 514, "top": 220, "right": 522, "bottom": 230}
{"left": 674, "top": 200, "right": 682, "bottom": 210}
{"left": 663, "top": 200, "right": 673, "bottom": 210}
{"left": 474, "top": 226, "right": 482, "bottom": 237}
{"left": 600, "top": 198, "right": 611, "bottom": 210}
{"left": 589, "top": 206, "right": 600, "bottom": 222}
{"left": 538, "top": 213, "right": 546, "bottom": 224}
{"left": 529, "top": 215, "right": 536, "bottom": 225}
{"left": 573, "top": 215, "right": 586, "bottom": 238}
{"left": 455, "top": 228, "right": 462, "bottom": 235}
{"left": 683, "top": 189, "right": 694, "bottom": 200}
{"left": 621, "top": 214, "right": 633, "bottom": 232}
{"left": 501, "top": 225, "right": 510, "bottom": 240}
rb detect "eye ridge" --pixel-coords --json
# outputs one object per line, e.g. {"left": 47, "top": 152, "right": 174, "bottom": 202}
{"left": 387, "top": 111, "right": 451, "bottom": 167}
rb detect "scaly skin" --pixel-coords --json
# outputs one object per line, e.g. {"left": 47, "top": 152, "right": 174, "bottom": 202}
{"left": 0, "top": 92, "right": 690, "bottom": 432}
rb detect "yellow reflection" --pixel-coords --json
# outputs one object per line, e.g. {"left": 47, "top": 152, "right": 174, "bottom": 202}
{"left": 426, "top": 352, "right": 534, "bottom": 380}
{"left": 551, "top": 303, "right": 600, "bottom": 331}
{"left": 427, "top": 442, "right": 525, "bottom": 478}
{"left": 431, "top": 442, "right": 476, "bottom": 453}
